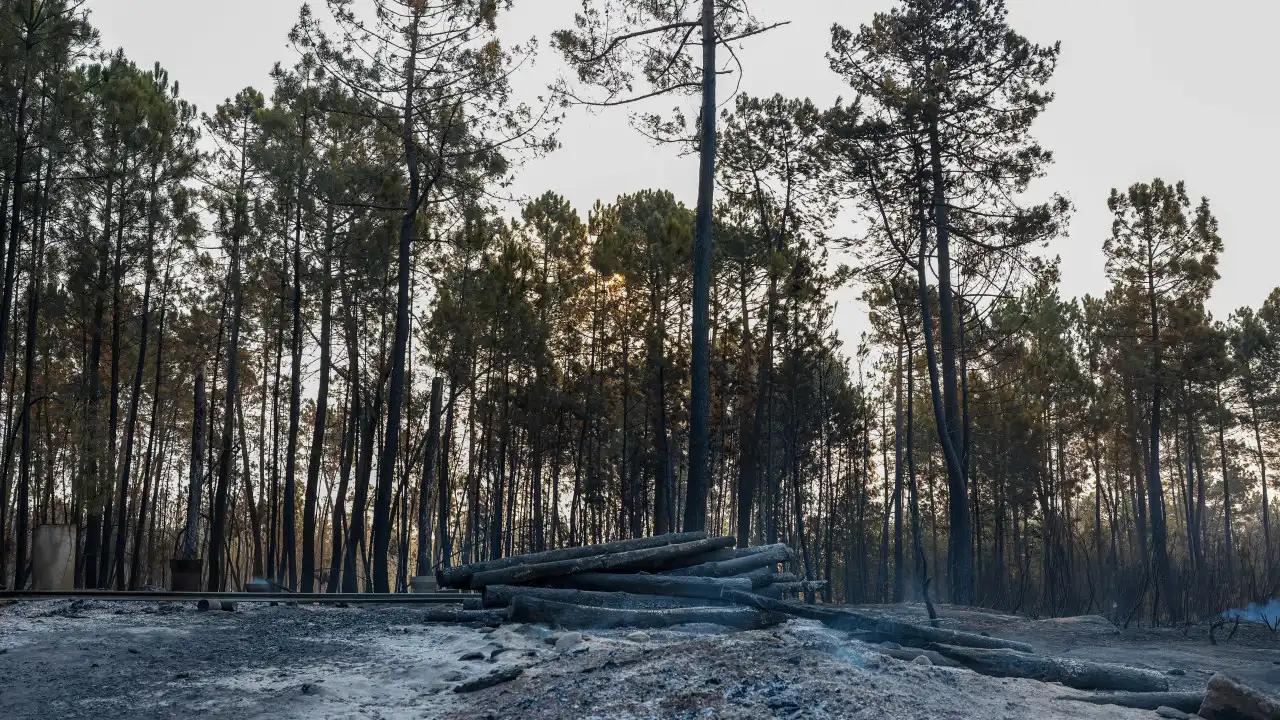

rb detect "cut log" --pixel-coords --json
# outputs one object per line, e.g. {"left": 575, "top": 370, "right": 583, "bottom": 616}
{"left": 716, "top": 590, "right": 1035, "bottom": 652}
{"left": 508, "top": 596, "right": 780, "bottom": 631}
{"left": 1057, "top": 692, "right": 1205, "bottom": 713}
{"left": 483, "top": 585, "right": 727, "bottom": 610}
{"left": 422, "top": 608, "right": 508, "bottom": 626}
{"left": 723, "top": 566, "right": 780, "bottom": 589}
{"left": 658, "top": 548, "right": 740, "bottom": 571}
{"left": 664, "top": 543, "right": 792, "bottom": 578}
{"left": 926, "top": 643, "right": 1169, "bottom": 692}
{"left": 437, "top": 531, "right": 708, "bottom": 589}
{"left": 468, "top": 536, "right": 736, "bottom": 590}
{"left": 552, "top": 572, "right": 753, "bottom": 601}
{"left": 758, "top": 581, "right": 828, "bottom": 598}
{"left": 1198, "top": 672, "right": 1280, "bottom": 720}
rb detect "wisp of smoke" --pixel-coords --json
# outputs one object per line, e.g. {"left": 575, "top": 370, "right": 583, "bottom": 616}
{"left": 833, "top": 646, "right": 870, "bottom": 668}
{"left": 1223, "top": 598, "right": 1280, "bottom": 625}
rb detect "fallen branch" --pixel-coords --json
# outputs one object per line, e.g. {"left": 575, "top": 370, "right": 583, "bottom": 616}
{"left": 468, "top": 536, "right": 737, "bottom": 590}
{"left": 1056, "top": 691, "right": 1205, "bottom": 713}
{"left": 483, "top": 584, "right": 726, "bottom": 610}
{"left": 508, "top": 596, "right": 781, "bottom": 631}
{"left": 926, "top": 643, "right": 1169, "bottom": 692}
{"left": 438, "top": 531, "right": 709, "bottom": 589}
{"left": 716, "top": 590, "right": 1035, "bottom": 652}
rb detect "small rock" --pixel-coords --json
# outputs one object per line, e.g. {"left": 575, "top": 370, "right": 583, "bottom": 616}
{"left": 488, "top": 645, "right": 509, "bottom": 661}
{"left": 477, "top": 627, "right": 497, "bottom": 635}
{"left": 880, "top": 641, "right": 902, "bottom": 650}
{"left": 912, "top": 655, "right": 932, "bottom": 667}
{"left": 626, "top": 631, "right": 650, "bottom": 643}
{"left": 555, "top": 632, "right": 584, "bottom": 651}
{"left": 1167, "top": 668, "right": 1186, "bottom": 676}
{"left": 440, "top": 670, "right": 465, "bottom": 682}
{"left": 979, "top": 631, "right": 991, "bottom": 637}
{"left": 1154, "top": 707, "right": 1189, "bottom": 720}
{"left": 459, "top": 650, "right": 486, "bottom": 661}
{"left": 424, "top": 680, "right": 451, "bottom": 694}
{"left": 300, "top": 683, "right": 320, "bottom": 696}
{"left": 127, "top": 648, "right": 139, "bottom": 654}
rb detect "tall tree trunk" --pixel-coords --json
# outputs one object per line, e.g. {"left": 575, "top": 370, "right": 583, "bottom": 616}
{"left": 80, "top": 165, "right": 116, "bottom": 590}
{"left": 489, "top": 367, "right": 511, "bottom": 561}
{"left": 438, "top": 384, "right": 457, "bottom": 567}
{"left": 282, "top": 224, "right": 302, "bottom": 590}
{"left": 683, "top": 0, "right": 717, "bottom": 532}
{"left": 1217, "top": 385, "right": 1234, "bottom": 584}
{"left": 417, "top": 377, "right": 443, "bottom": 575}
{"left": 12, "top": 212, "right": 40, "bottom": 592}
{"left": 101, "top": 181, "right": 132, "bottom": 589}
{"left": 373, "top": 10, "right": 423, "bottom": 594}
{"left": 1145, "top": 264, "right": 1174, "bottom": 620}
{"left": 236, "top": 394, "right": 265, "bottom": 579}
{"left": 0, "top": 49, "right": 33, "bottom": 587}
{"left": 1250, "top": 399, "right": 1271, "bottom": 573}
{"left": 300, "top": 206, "right": 334, "bottom": 592}
{"left": 926, "top": 117, "right": 972, "bottom": 606}
{"left": 208, "top": 123, "right": 250, "bottom": 592}
{"left": 183, "top": 368, "right": 205, "bottom": 560}
{"left": 113, "top": 176, "right": 159, "bottom": 589}
{"left": 131, "top": 267, "right": 169, "bottom": 587}
{"left": 892, "top": 333, "right": 906, "bottom": 602}
{"left": 650, "top": 277, "right": 675, "bottom": 536}
{"left": 326, "top": 387, "right": 355, "bottom": 593}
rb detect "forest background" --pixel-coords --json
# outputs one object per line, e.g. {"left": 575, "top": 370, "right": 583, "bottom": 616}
{"left": 0, "top": 0, "right": 1277, "bottom": 627}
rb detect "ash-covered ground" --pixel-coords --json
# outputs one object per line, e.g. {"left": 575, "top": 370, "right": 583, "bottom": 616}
{"left": 1, "top": 599, "right": 1277, "bottom": 719}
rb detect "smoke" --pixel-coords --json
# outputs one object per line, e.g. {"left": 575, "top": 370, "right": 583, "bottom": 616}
{"left": 833, "top": 646, "right": 871, "bottom": 668}
{"left": 1223, "top": 598, "right": 1280, "bottom": 626}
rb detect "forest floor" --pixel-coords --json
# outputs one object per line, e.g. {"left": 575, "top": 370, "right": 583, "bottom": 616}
{"left": 1, "top": 598, "right": 1277, "bottom": 720}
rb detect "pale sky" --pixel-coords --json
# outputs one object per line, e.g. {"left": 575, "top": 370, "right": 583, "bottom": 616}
{"left": 91, "top": 0, "right": 1280, "bottom": 353}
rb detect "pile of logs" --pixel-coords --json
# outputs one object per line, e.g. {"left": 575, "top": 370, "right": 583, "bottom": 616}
{"left": 433, "top": 531, "right": 1031, "bottom": 654}
{"left": 433, "top": 531, "right": 826, "bottom": 631}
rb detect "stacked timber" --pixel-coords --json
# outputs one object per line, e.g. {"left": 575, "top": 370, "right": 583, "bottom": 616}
{"left": 435, "top": 532, "right": 822, "bottom": 630}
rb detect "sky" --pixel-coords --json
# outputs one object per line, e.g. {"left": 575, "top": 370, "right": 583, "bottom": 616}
{"left": 89, "top": 0, "right": 1280, "bottom": 354}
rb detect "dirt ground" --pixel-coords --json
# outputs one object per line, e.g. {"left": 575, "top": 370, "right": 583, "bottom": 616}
{"left": 1, "top": 599, "right": 1276, "bottom": 719}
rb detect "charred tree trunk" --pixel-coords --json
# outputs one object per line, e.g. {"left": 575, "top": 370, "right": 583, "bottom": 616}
{"left": 300, "top": 207, "right": 334, "bottom": 592}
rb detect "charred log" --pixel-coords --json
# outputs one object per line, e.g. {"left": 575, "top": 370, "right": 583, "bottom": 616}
{"left": 508, "top": 596, "right": 780, "bottom": 631}
{"left": 468, "top": 536, "right": 736, "bottom": 590}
